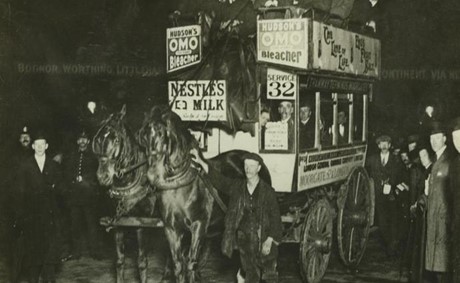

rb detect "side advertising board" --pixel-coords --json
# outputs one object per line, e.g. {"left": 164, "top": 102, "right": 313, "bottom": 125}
{"left": 297, "top": 145, "right": 367, "bottom": 191}
{"left": 312, "top": 21, "right": 380, "bottom": 78}
{"left": 257, "top": 18, "right": 308, "bottom": 69}
{"left": 169, "top": 80, "right": 227, "bottom": 121}
{"left": 166, "top": 25, "right": 201, "bottom": 73}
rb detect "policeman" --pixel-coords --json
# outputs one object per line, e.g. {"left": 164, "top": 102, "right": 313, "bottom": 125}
{"left": 64, "top": 130, "right": 101, "bottom": 260}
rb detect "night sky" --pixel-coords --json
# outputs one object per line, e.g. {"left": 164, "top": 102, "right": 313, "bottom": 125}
{"left": 1, "top": 0, "right": 460, "bottom": 154}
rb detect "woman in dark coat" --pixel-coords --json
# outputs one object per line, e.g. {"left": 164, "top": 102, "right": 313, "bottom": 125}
{"left": 17, "top": 134, "right": 63, "bottom": 283}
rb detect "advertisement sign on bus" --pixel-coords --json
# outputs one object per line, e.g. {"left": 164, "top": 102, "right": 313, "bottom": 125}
{"left": 166, "top": 25, "right": 201, "bottom": 73}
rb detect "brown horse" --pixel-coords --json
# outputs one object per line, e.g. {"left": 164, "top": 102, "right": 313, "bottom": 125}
{"left": 138, "top": 105, "right": 271, "bottom": 283}
{"left": 92, "top": 105, "right": 155, "bottom": 283}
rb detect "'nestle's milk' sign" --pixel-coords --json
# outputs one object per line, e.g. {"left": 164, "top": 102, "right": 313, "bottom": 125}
{"left": 257, "top": 19, "right": 308, "bottom": 69}
{"left": 166, "top": 25, "right": 201, "bottom": 73}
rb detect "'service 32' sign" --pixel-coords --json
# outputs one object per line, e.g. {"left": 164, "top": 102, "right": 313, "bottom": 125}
{"left": 166, "top": 25, "right": 201, "bottom": 73}
{"left": 257, "top": 19, "right": 308, "bottom": 69}
{"left": 168, "top": 80, "right": 227, "bottom": 121}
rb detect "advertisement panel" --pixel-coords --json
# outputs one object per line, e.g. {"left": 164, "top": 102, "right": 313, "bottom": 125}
{"left": 166, "top": 25, "right": 201, "bottom": 73}
{"left": 168, "top": 80, "right": 227, "bottom": 121}
{"left": 257, "top": 19, "right": 308, "bottom": 69}
{"left": 312, "top": 21, "right": 380, "bottom": 78}
{"left": 297, "top": 145, "right": 367, "bottom": 190}
{"left": 266, "top": 68, "right": 297, "bottom": 100}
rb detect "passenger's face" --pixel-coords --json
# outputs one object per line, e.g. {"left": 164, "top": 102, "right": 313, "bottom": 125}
{"left": 278, "top": 102, "right": 293, "bottom": 120}
{"left": 400, "top": 152, "right": 410, "bottom": 165}
{"left": 338, "top": 112, "right": 347, "bottom": 125}
{"left": 300, "top": 106, "right": 311, "bottom": 121}
{"left": 452, "top": 130, "right": 460, "bottom": 153}
{"left": 419, "top": 149, "right": 431, "bottom": 167}
{"left": 260, "top": 112, "right": 270, "bottom": 127}
{"left": 378, "top": 141, "right": 390, "bottom": 153}
{"left": 430, "top": 133, "right": 446, "bottom": 152}
{"left": 19, "top": 134, "right": 31, "bottom": 148}
{"left": 244, "top": 159, "right": 261, "bottom": 179}
{"left": 32, "top": 139, "right": 48, "bottom": 156}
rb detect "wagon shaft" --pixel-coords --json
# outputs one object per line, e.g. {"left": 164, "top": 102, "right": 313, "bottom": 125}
{"left": 99, "top": 216, "right": 164, "bottom": 228}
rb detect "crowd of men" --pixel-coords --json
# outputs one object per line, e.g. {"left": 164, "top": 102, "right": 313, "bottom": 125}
{"left": 4, "top": 102, "right": 106, "bottom": 283}
{"left": 367, "top": 117, "right": 460, "bottom": 283}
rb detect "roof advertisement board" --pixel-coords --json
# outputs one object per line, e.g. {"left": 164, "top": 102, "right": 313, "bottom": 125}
{"left": 166, "top": 25, "right": 201, "bottom": 73}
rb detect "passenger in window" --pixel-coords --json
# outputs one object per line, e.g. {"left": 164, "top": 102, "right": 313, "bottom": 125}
{"left": 338, "top": 111, "right": 348, "bottom": 144}
{"left": 277, "top": 101, "right": 295, "bottom": 151}
{"left": 299, "top": 103, "right": 315, "bottom": 150}
{"left": 260, "top": 109, "right": 270, "bottom": 150}
{"left": 319, "top": 116, "right": 332, "bottom": 146}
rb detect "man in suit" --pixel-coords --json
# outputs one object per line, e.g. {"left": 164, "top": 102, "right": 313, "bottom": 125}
{"left": 299, "top": 103, "right": 315, "bottom": 150}
{"left": 366, "top": 135, "right": 403, "bottom": 256}
{"left": 191, "top": 150, "right": 282, "bottom": 283}
{"left": 450, "top": 117, "right": 460, "bottom": 283}
{"left": 277, "top": 101, "right": 295, "bottom": 151}
{"left": 337, "top": 111, "right": 349, "bottom": 144}
{"left": 17, "top": 132, "right": 62, "bottom": 283}
{"left": 425, "top": 122, "right": 452, "bottom": 282}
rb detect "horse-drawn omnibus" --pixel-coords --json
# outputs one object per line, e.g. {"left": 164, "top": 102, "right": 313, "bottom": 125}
{"left": 167, "top": 6, "right": 380, "bottom": 283}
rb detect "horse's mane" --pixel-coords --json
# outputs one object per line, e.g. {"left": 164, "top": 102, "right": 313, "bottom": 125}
{"left": 147, "top": 106, "right": 198, "bottom": 174}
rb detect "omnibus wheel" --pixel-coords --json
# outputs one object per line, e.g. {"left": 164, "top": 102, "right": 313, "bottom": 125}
{"left": 336, "top": 166, "right": 374, "bottom": 268}
{"left": 299, "top": 198, "right": 333, "bottom": 283}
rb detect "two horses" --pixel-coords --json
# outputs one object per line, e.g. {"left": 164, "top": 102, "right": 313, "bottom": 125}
{"left": 93, "top": 105, "right": 269, "bottom": 282}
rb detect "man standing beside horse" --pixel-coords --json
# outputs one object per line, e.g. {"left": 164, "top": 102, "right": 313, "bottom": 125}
{"left": 191, "top": 149, "right": 282, "bottom": 283}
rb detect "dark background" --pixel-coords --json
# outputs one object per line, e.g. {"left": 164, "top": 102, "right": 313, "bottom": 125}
{"left": 1, "top": 0, "right": 460, "bottom": 155}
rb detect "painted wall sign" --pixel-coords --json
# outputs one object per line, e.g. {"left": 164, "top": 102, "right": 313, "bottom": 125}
{"left": 312, "top": 21, "right": 380, "bottom": 78}
{"left": 266, "top": 68, "right": 297, "bottom": 100}
{"left": 166, "top": 25, "right": 201, "bottom": 73}
{"left": 297, "top": 145, "right": 367, "bottom": 190}
{"left": 257, "top": 19, "right": 308, "bottom": 69}
{"left": 168, "top": 80, "right": 227, "bottom": 121}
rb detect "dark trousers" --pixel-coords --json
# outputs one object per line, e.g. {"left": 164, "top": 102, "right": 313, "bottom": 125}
{"left": 375, "top": 197, "right": 400, "bottom": 254}
{"left": 28, "top": 264, "right": 56, "bottom": 283}
{"left": 70, "top": 204, "right": 100, "bottom": 256}
{"left": 237, "top": 230, "right": 278, "bottom": 283}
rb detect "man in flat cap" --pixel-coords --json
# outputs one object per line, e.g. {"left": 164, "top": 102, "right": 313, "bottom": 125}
{"left": 450, "top": 117, "right": 460, "bottom": 282}
{"left": 17, "top": 131, "right": 63, "bottom": 283}
{"left": 63, "top": 130, "right": 101, "bottom": 260}
{"left": 366, "top": 134, "right": 404, "bottom": 256}
{"left": 191, "top": 149, "right": 282, "bottom": 283}
{"left": 425, "top": 121, "right": 452, "bottom": 282}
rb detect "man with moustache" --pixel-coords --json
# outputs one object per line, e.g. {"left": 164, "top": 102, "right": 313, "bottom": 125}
{"left": 64, "top": 130, "right": 101, "bottom": 260}
{"left": 366, "top": 135, "right": 403, "bottom": 256}
{"left": 425, "top": 122, "right": 452, "bottom": 282}
{"left": 277, "top": 101, "right": 295, "bottom": 151}
{"left": 449, "top": 117, "right": 460, "bottom": 283}
{"left": 191, "top": 149, "right": 282, "bottom": 283}
{"left": 17, "top": 131, "right": 62, "bottom": 283}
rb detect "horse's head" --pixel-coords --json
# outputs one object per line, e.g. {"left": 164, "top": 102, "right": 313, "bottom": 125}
{"left": 92, "top": 105, "right": 132, "bottom": 186}
{"left": 138, "top": 105, "right": 198, "bottom": 184}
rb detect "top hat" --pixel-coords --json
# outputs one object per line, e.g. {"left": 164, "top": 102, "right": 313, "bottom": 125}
{"left": 376, "top": 135, "right": 391, "bottom": 144}
{"left": 429, "top": 121, "right": 446, "bottom": 135}
{"left": 32, "top": 130, "right": 47, "bottom": 142}
{"left": 242, "top": 152, "right": 264, "bottom": 165}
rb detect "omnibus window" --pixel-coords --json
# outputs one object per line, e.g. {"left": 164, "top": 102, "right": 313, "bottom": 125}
{"left": 320, "top": 94, "right": 333, "bottom": 147}
{"left": 336, "top": 94, "right": 350, "bottom": 145}
{"left": 299, "top": 91, "right": 315, "bottom": 151}
{"left": 353, "top": 94, "right": 364, "bottom": 142}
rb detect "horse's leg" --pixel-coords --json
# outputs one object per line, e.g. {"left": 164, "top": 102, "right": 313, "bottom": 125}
{"left": 136, "top": 228, "right": 148, "bottom": 283}
{"left": 115, "top": 230, "right": 125, "bottom": 283}
{"left": 164, "top": 227, "right": 186, "bottom": 283}
{"left": 187, "top": 221, "right": 207, "bottom": 283}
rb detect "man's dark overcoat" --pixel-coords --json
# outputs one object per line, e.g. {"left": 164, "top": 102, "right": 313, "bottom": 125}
{"left": 299, "top": 119, "right": 315, "bottom": 150}
{"left": 366, "top": 152, "right": 403, "bottom": 247}
{"left": 17, "top": 155, "right": 63, "bottom": 267}
{"left": 450, "top": 154, "right": 460, "bottom": 281}
{"left": 426, "top": 148, "right": 451, "bottom": 272}
{"left": 207, "top": 166, "right": 283, "bottom": 259}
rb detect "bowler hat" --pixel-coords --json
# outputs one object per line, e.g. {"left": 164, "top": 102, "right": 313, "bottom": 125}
{"left": 78, "top": 130, "right": 89, "bottom": 140}
{"left": 407, "top": 134, "right": 419, "bottom": 144}
{"left": 429, "top": 121, "right": 446, "bottom": 135}
{"left": 376, "top": 135, "right": 391, "bottom": 144}
{"left": 242, "top": 152, "right": 264, "bottom": 164}
{"left": 32, "top": 130, "right": 47, "bottom": 142}
{"left": 450, "top": 117, "right": 460, "bottom": 132}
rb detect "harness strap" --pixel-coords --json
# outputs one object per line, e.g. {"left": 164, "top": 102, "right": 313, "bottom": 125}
{"left": 198, "top": 170, "right": 227, "bottom": 213}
